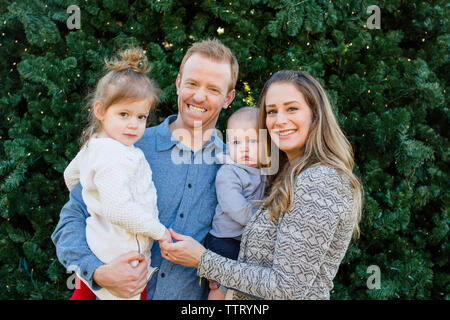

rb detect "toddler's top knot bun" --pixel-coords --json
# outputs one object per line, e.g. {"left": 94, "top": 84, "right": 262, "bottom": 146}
{"left": 105, "top": 47, "right": 150, "bottom": 74}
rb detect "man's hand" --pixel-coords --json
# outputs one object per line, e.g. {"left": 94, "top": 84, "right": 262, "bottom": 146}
{"left": 92, "top": 251, "right": 148, "bottom": 299}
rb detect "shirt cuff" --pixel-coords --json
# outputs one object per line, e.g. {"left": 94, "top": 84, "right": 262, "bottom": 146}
{"left": 78, "top": 255, "right": 105, "bottom": 291}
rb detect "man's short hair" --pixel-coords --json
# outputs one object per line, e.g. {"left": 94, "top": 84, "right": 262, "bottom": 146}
{"left": 179, "top": 38, "right": 239, "bottom": 92}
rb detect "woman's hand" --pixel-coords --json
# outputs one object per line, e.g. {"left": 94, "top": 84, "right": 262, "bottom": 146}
{"left": 159, "top": 228, "right": 206, "bottom": 268}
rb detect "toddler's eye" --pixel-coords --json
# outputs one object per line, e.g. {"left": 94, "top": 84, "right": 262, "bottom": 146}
{"left": 249, "top": 139, "right": 258, "bottom": 144}
{"left": 138, "top": 115, "right": 148, "bottom": 120}
{"left": 233, "top": 141, "right": 240, "bottom": 145}
{"left": 288, "top": 107, "right": 298, "bottom": 112}
{"left": 267, "top": 110, "right": 276, "bottom": 115}
{"left": 119, "top": 112, "right": 128, "bottom": 117}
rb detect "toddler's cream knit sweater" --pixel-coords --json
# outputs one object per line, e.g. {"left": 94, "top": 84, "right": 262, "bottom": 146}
{"left": 64, "top": 136, "right": 166, "bottom": 299}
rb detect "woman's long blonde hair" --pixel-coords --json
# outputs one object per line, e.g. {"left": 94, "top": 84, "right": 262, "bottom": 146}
{"left": 259, "top": 70, "right": 363, "bottom": 238}
{"left": 80, "top": 47, "right": 160, "bottom": 147}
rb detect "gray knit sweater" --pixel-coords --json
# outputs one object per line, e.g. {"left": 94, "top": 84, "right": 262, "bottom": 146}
{"left": 197, "top": 165, "right": 355, "bottom": 300}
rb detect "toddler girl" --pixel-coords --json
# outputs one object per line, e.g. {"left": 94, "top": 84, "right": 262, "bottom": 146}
{"left": 63, "top": 47, "right": 171, "bottom": 300}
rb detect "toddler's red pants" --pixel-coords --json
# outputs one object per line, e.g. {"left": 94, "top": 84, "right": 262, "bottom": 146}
{"left": 70, "top": 276, "right": 147, "bottom": 300}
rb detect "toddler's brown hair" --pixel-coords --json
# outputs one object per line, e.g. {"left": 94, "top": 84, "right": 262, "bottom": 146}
{"left": 80, "top": 47, "right": 160, "bottom": 146}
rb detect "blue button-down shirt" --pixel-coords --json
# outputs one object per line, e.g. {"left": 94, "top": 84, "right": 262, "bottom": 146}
{"left": 52, "top": 114, "right": 226, "bottom": 299}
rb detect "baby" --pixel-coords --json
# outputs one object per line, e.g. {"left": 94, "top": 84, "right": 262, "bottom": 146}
{"left": 205, "top": 107, "right": 266, "bottom": 300}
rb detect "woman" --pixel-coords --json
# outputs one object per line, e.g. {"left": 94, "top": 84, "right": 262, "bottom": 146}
{"left": 160, "top": 70, "right": 363, "bottom": 300}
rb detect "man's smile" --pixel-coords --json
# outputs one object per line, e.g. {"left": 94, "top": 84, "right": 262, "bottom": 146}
{"left": 188, "top": 104, "right": 207, "bottom": 113}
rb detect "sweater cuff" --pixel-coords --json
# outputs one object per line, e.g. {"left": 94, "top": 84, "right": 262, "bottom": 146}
{"left": 197, "top": 249, "right": 220, "bottom": 280}
{"left": 151, "top": 223, "right": 168, "bottom": 241}
{"left": 197, "top": 249, "right": 264, "bottom": 300}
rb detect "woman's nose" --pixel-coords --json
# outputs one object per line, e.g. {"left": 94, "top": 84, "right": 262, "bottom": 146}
{"left": 276, "top": 111, "right": 288, "bottom": 125}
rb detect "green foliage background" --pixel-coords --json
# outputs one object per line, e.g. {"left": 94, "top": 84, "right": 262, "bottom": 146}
{"left": 0, "top": 0, "right": 448, "bottom": 299}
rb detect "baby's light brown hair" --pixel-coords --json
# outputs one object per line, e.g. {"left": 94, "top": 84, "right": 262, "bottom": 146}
{"left": 227, "top": 106, "right": 260, "bottom": 130}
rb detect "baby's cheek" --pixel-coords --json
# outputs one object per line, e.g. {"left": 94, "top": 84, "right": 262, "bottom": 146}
{"left": 250, "top": 144, "right": 259, "bottom": 157}
{"left": 228, "top": 146, "right": 238, "bottom": 162}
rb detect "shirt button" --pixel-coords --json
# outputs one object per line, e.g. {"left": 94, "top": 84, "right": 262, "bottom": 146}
{"left": 188, "top": 183, "right": 192, "bottom": 188}
{"left": 161, "top": 273, "right": 166, "bottom": 278}
{"left": 83, "top": 271, "right": 88, "bottom": 276}
{"left": 180, "top": 213, "right": 184, "bottom": 218}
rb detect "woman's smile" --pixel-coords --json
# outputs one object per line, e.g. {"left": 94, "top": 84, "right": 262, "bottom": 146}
{"left": 274, "top": 129, "right": 298, "bottom": 137}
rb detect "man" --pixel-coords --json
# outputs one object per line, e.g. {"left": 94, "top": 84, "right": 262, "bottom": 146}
{"left": 51, "top": 39, "right": 238, "bottom": 299}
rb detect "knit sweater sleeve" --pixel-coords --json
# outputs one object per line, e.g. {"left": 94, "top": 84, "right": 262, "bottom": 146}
{"left": 91, "top": 143, "right": 167, "bottom": 240}
{"left": 64, "top": 151, "right": 82, "bottom": 191}
{"left": 197, "top": 166, "right": 352, "bottom": 299}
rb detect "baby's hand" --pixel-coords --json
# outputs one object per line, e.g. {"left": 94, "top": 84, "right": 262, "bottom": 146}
{"left": 159, "top": 229, "right": 173, "bottom": 244}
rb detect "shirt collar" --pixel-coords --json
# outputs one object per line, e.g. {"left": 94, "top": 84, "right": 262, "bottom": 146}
{"left": 156, "top": 114, "right": 225, "bottom": 152}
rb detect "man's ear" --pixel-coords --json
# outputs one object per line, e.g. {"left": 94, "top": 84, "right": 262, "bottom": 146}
{"left": 93, "top": 102, "right": 105, "bottom": 121}
{"left": 223, "top": 89, "right": 236, "bottom": 110}
{"left": 175, "top": 73, "right": 182, "bottom": 94}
